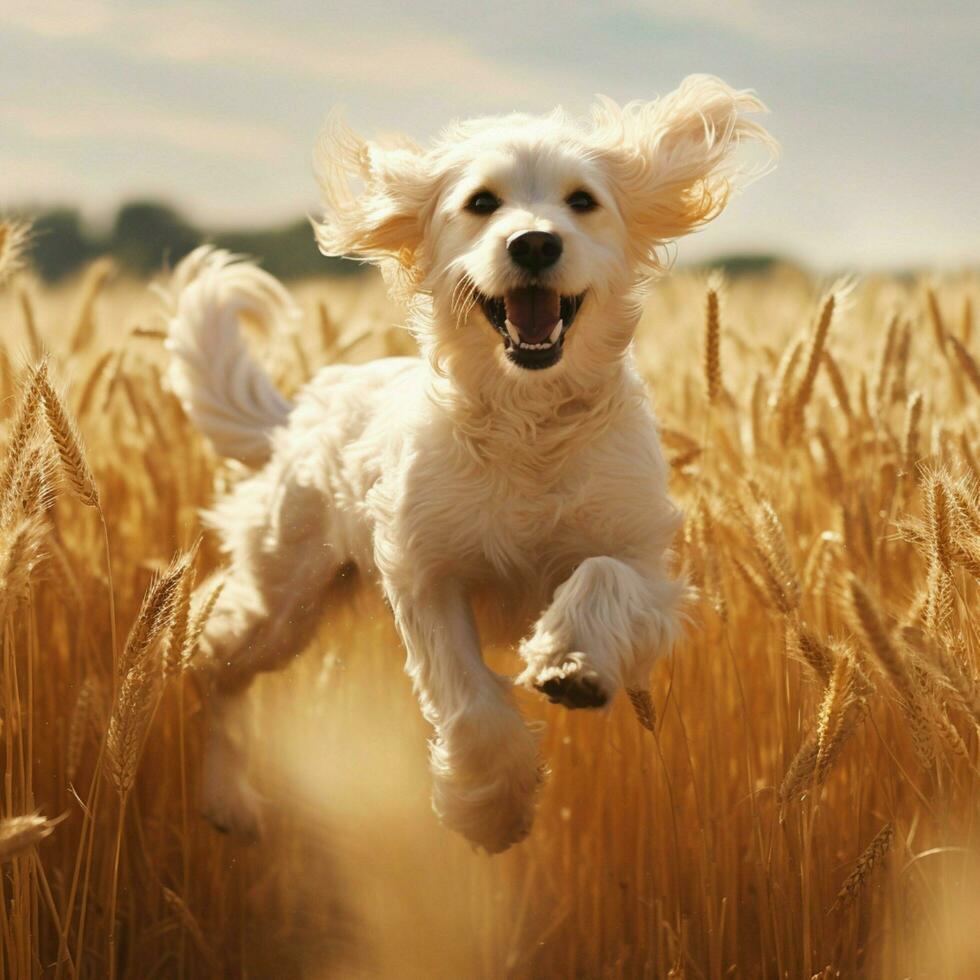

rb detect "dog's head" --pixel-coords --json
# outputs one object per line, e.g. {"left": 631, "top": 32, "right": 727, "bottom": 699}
{"left": 315, "top": 75, "right": 776, "bottom": 379}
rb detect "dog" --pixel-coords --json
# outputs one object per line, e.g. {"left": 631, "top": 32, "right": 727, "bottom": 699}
{"left": 164, "top": 74, "right": 775, "bottom": 853}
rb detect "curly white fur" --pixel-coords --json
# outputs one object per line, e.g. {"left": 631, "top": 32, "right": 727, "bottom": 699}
{"left": 166, "top": 74, "right": 775, "bottom": 853}
{"left": 164, "top": 249, "right": 297, "bottom": 464}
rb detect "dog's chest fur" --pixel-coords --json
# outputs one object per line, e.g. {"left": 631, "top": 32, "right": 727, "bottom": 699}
{"left": 367, "top": 368, "right": 663, "bottom": 594}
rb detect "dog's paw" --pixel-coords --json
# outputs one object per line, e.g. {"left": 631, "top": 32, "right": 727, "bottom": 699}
{"left": 521, "top": 655, "right": 610, "bottom": 710}
{"left": 433, "top": 774, "right": 539, "bottom": 854}
{"left": 201, "top": 772, "right": 265, "bottom": 843}
{"left": 537, "top": 666, "right": 608, "bottom": 709}
{"left": 430, "top": 726, "right": 543, "bottom": 854}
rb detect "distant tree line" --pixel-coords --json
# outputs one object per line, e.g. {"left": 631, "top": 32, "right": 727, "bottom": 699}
{"left": 21, "top": 202, "right": 363, "bottom": 282}
{"left": 18, "top": 200, "right": 788, "bottom": 283}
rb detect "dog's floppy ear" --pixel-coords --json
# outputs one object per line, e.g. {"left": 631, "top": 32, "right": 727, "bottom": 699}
{"left": 313, "top": 113, "right": 438, "bottom": 284}
{"left": 591, "top": 75, "right": 777, "bottom": 273}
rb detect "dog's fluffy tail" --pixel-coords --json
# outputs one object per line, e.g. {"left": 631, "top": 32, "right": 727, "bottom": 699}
{"left": 164, "top": 246, "right": 297, "bottom": 466}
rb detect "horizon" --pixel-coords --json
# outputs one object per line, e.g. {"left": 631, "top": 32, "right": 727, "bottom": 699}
{"left": 2, "top": 0, "right": 979, "bottom": 271}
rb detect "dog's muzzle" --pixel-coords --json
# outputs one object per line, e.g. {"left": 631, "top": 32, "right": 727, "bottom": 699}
{"left": 477, "top": 286, "right": 586, "bottom": 371}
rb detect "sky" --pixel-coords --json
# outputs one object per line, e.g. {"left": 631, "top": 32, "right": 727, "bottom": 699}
{"left": 2, "top": 0, "right": 978, "bottom": 269}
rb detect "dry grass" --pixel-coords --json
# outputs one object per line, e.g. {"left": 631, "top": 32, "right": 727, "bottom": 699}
{"left": 2, "top": 252, "right": 980, "bottom": 978}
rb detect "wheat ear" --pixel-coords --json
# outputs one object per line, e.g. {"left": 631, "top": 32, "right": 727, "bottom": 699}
{"left": 902, "top": 392, "right": 923, "bottom": 474}
{"left": 704, "top": 278, "right": 722, "bottom": 405}
{"left": 627, "top": 688, "right": 656, "bottom": 732}
{"left": 0, "top": 218, "right": 32, "bottom": 284}
{"left": 831, "top": 823, "right": 894, "bottom": 912}
{"left": 38, "top": 372, "right": 99, "bottom": 507}
{"left": 926, "top": 286, "right": 946, "bottom": 353}
{"left": 789, "top": 289, "right": 838, "bottom": 432}
{"left": 848, "top": 576, "right": 934, "bottom": 769}
{"left": 947, "top": 335, "right": 980, "bottom": 396}
{"left": 0, "top": 362, "right": 47, "bottom": 513}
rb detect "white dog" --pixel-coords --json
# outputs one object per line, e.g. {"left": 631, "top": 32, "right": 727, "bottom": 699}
{"left": 165, "top": 75, "right": 775, "bottom": 853}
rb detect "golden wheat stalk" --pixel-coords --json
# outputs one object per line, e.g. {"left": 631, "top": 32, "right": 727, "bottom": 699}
{"left": 822, "top": 350, "right": 853, "bottom": 422}
{"left": 0, "top": 361, "right": 47, "bottom": 513}
{"left": 106, "top": 554, "right": 193, "bottom": 794}
{"left": 780, "top": 668, "right": 867, "bottom": 811}
{"left": 752, "top": 499, "right": 800, "bottom": 614}
{"left": 815, "top": 656, "right": 866, "bottom": 785}
{"left": 17, "top": 287, "right": 44, "bottom": 360}
{"left": 729, "top": 554, "right": 773, "bottom": 609}
{"left": 749, "top": 372, "right": 768, "bottom": 453}
{"left": 789, "top": 288, "right": 838, "bottom": 433}
{"left": 1, "top": 443, "right": 51, "bottom": 531}
{"left": 889, "top": 321, "right": 911, "bottom": 404}
{"left": 902, "top": 391, "right": 923, "bottom": 474}
{"left": 778, "top": 735, "right": 818, "bottom": 808}
{"left": 626, "top": 688, "right": 656, "bottom": 732}
{"left": 815, "top": 428, "right": 845, "bottom": 497}
{"left": 926, "top": 285, "right": 947, "bottom": 353}
{"left": 38, "top": 372, "right": 100, "bottom": 507}
{"left": 769, "top": 338, "right": 803, "bottom": 441}
{"left": 66, "top": 675, "right": 105, "bottom": 782}
{"left": 696, "top": 499, "right": 727, "bottom": 621}
{"left": 183, "top": 578, "right": 225, "bottom": 667}
{"left": 68, "top": 258, "right": 114, "bottom": 354}
{"left": 946, "top": 334, "right": 980, "bottom": 396}
{"left": 0, "top": 513, "right": 48, "bottom": 617}
{"left": 164, "top": 546, "right": 199, "bottom": 678}
{"left": 106, "top": 657, "right": 161, "bottom": 797}
{"left": 873, "top": 313, "right": 899, "bottom": 414}
{"left": 0, "top": 218, "right": 31, "bottom": 284}
{"left": 704, "top": 278, "right": 722, "bottom": 405}
{"left": 790, "top": 624, "right": 836, "bottom": 684}
{"left": 848, "top": 576, "right": 935, "bottom": 769}
{"left": 120, "top": 552, "right": 192, "bottom": 676}
{"left": 831, "top": 823, "right": 894, "bottom": 912}
{"left": 162, "top": 887, "right": 220, "bottom": 970}
{"left": 947, "top": 475, "right": 980, "bottom": 540}
{"left": 925, "top": 476, "right": 954, "bottom": 574}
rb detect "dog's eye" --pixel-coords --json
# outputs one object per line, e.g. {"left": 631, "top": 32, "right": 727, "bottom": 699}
{"left": 465, "top": 191, "right": 501, "bottom": 215}
{"left": 566, "top": 190, "right": 598, "bottom": 213}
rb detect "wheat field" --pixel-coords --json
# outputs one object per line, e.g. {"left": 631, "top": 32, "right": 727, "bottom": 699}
{"left": 2, "top": 221, "right": 980, "bottom": 977}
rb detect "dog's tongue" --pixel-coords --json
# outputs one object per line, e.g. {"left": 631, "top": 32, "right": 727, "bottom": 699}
{"left": 504, "top": 287, "right": 560, "bottom": 343}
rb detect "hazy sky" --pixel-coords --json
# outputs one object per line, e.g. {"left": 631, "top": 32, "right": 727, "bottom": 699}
{"left": 2, "top": 0, "right": 978, "bottom": 268}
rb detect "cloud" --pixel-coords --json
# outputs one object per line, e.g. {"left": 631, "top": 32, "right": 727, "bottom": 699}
{"left": 137, "top": 11, "right": 562, "bottom": 103}
{"left": 0, "top": 102, "right": 299, "bottom": 161}
{"left": 634, "top": 0, "right": 980, "bottom": 55}
{"left": 0, "top": 0, "right": 114, "bottom": 39}
{"left": 3, "top": 0, "right": 569, "bottom": 108}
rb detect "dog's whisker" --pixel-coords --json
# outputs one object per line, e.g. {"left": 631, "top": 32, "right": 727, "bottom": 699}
{"left": 450, "top": 276, "right": 471, "bottom": 314}
{"left": 450, "top": 278, "right": 479, "bottom": 327}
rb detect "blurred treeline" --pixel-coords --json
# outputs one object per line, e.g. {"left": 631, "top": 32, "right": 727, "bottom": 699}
{"left": 20, "top": 201, "right": 360, "bottom": 282}
{"left": 18, "top": 200, "right": 788, "bottom": 283}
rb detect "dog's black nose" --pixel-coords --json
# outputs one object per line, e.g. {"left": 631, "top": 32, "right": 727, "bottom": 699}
{"left": 506, "top": 231, "right": 563, "bottom": 273}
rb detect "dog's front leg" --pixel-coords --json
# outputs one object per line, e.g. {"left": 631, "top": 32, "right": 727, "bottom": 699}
{"left": 518, "top": 557, "right": 685, "bottom": 710}
{"left": 388, "top": 578, "right": 542, "bottom": 853}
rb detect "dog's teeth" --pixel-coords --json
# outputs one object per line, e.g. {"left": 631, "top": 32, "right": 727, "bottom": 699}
{"left": 505, "top": 319, "right": 521, "bottom": 345}
{"left": 549, "top": 320, "right": 563, "bottom": 344}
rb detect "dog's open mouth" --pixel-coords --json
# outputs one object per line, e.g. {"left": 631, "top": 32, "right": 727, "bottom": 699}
{"left": 477, "top": 287, "right": 586, "bottom": 370}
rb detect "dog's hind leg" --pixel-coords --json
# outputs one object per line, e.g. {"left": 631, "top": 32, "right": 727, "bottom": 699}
{"left": 193, "top": 466, "right": 344, "bottom": 839}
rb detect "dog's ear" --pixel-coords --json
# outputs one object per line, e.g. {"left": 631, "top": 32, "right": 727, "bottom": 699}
{"left": 313, "top": 114, "right": 438, "bottom": 282}
{"left": 591, "top": 75, "right": 777, "bottom": 273}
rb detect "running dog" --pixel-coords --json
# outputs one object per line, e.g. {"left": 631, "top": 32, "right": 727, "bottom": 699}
{"left": 165, "top": 74, "right": 775, "bottom": 853}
